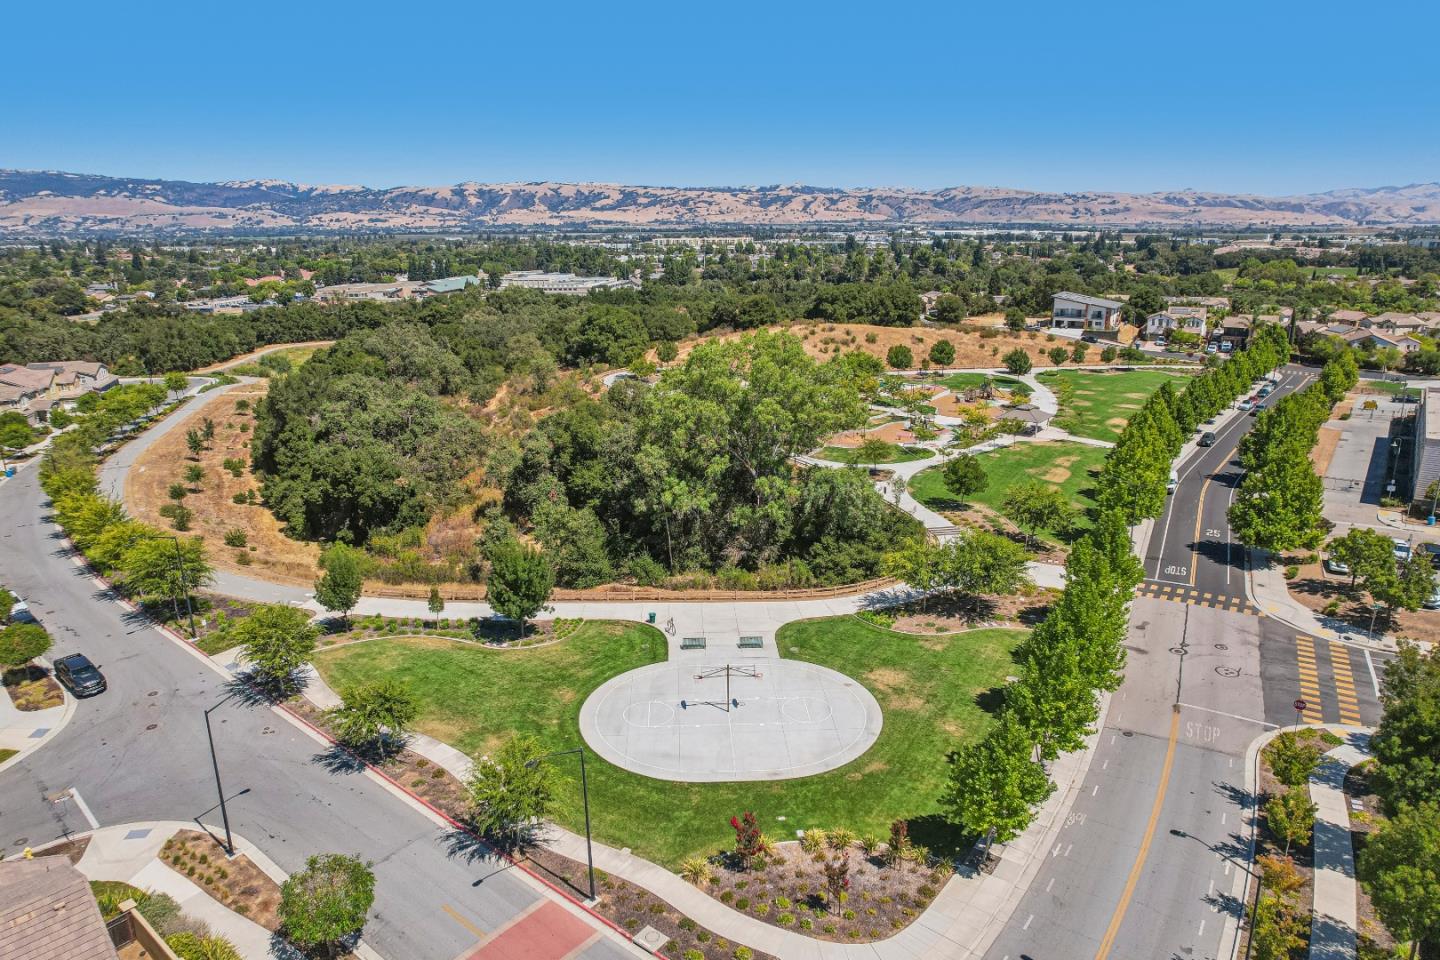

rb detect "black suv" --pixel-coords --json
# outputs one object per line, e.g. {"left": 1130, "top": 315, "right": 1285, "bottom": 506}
{"left": 53, "top": 654, "right": 106, "bottom": 697}
{"left": 1199, "top": 431, "right": 1217, "bottom": 446}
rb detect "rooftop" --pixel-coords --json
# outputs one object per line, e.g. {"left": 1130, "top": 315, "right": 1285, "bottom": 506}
{"left": 1052, "top": 291, "right": 1123, "bottom": 310}
{"left": 0, "top": 856, "right": 118, "bottom": 960}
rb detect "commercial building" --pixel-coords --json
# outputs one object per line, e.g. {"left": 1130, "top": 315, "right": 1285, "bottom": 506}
{"left": 498, "top": 271, "right": 638, "bottom": 295}
{"left": 1413, "top": 386, "right": 1440, "bottom": 505}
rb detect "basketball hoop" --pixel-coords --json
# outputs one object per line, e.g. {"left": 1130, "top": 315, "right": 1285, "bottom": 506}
{"left": 687, "top": 664, "right": 762, "bottom": 712}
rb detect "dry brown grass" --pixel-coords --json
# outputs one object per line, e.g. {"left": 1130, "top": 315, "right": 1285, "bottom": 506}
{"left": 126, "top": 385, "right": 324, "bottom": 586}
{"left": 1312, "top": 426, "right": 1341, "bottom": 475}
{"left": 161, "top": 830, "right": 281, "bottom": 931}
{"left": 656, "top": 322, "right": 1112, "bottom": 370}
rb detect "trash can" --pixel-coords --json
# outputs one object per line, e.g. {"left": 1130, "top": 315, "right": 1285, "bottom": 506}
{"left": 647, "top": 612, "right": 656, "bottom": 624}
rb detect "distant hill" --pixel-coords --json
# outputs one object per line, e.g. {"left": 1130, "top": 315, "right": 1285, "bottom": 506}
{"left": 3, "top": 169, "right": 1440, "bottom": 235}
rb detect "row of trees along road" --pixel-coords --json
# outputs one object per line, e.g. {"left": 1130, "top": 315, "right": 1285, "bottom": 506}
{"left": 1228, "top": 349, "right": 1359, "bottom": 552}
{"left": 940, "top": 323, "right": 1293, "bottom": 854}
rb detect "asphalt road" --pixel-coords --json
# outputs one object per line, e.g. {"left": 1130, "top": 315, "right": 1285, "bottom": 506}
{"left": 987, "top": 364, "right": 1391, "bottom": 960}
{"left": 0, "top": 464, "right": 635, "bottom": 960}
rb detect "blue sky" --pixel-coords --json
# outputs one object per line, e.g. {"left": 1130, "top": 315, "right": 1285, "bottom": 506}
{"left": 5, "top": 1, "right": 1437, "bottom": 195}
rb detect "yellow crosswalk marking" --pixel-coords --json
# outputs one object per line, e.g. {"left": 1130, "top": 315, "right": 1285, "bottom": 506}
{"left": 1329, "top": 642, "right": 1363, "bottom": 724}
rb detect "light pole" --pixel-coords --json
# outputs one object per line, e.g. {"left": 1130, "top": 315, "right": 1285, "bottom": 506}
{"left": 526, "top": 747, "right": 595, "bottom": 901}
{"left": 203, "top": 690, "right": 237, "bottom": 856}
{"left": 135, "top": 532, "right": 198, "bottom": 638}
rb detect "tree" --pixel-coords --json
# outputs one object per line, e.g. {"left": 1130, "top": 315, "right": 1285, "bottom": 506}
{"left": 185, "top": 429, "right": 204, "bottom": 459}
{"left": 465, "top": 733, "right": 555, "bottom": 847}
{"left": 881, "top": 537, "right": 945, "bottom": 607}
{"left": 329, "top": 679, "right": 419, "bottom": 754}
{"left": 1264, "top": 732, "right": 1323, "bottom": 788}
{"left": 0, "top": 412, "right": 37, "bottom": 451}
{"left": 886, "top": 344, "right": 913, "bottom": 370}
{"left": 163, "top": 372, "right": 188, "bottom": 399}
{"left": 941, "top": 454, "right": 987, "bottom": 509}
{"left": 1329, "top": 527, "right": 1398, "bottom": 589}
{"left": 118, "top": 536, "right": 213, "bottom": 605}
{"left": 427, "top": 586, "right": 445, "bottom": 624}
{"left": 167, "top": 482, "right": 188, "bottom": 501}
{"left": 1070, "top": 342, "right": 1088, "bottom": 364}
{"left": 940, "top": 530, "right": 1031, "bottom": 599}
{"left": 1004, "top": 307, "right": 1027, "bottom": 331}
{"left": 1264, "top": 789, "right": 1317, "bottom": 855}
{"left": 0, "top": 585, "right": 14, "bottom": 625}
{"left": 1248, "top": 893, "right": 1305, "bottom": 960}
{"left": 928, "top": 339, "right": 956, "bottom": 367}
{"left": 231, "top": 604, "right": 318, "bottom": 688}
{"left": 941, "top": 711, "right": 1054, "bottom": 849}
{"left": 1358, "top": 802, "right": 1440, "bottom": 959}
{"left": 934, "top": 295, "right": 967, "bottom": 325}
{"left": 1002, "top": 348, "right": 1032, "bottom": 375}
{"left": 278, "top": 853, "right": 376, "bottom": 958}
{"left": 854, "top": 436, "right": 892, "bottom": 470}
{"left": 1002, "top": 481, "right": 1073, "bottom": 547}
{"left": 656, "top": 340, "right": 679, "bottom": 365}
{"left": 486, "top": 538, "right": 554, "bottom": 636}
{"left": 1047, "top": 346, "right": 1069, "bottom": 366}
{"left": 184, "top": 465, "right": 205, "bottom": 488}
{"left": 1372, "top": 644, "right": 1440, "bottom": 812}
{"left": 314, "top": 544, "right": 365, "bottom": 626}
{"left": 0, "top": 622, "right": 51, "bottom": 668}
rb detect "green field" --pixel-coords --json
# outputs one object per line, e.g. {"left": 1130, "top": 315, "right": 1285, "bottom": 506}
{"left": 815, "top": 443, "right": 934, "bottom": 465}
{"left": 939, "top": 373, "right": 1029, "bottom": 394}
{"left": 909, "top": 441, "right": 1107, "bottom": 537}
{"left": 312, "top": 619, "right": 1024, "bottom": 864}
{"left": 1038, "top": 369, "right": 1192, "bottom": 443}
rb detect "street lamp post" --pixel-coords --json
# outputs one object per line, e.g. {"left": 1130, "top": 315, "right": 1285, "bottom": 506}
{"left": 135, "top": 532, "right": 198, "bottom": 638}
{"left": 527, "top": 747, "right": 596, "bottom": 901}
{"left": 203, "top": 690, "right": 237, "bottom": 856}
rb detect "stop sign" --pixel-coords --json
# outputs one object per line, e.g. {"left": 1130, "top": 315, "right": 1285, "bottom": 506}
{"left": 1293, "top": 698, "right": 1308, "bottom": 713}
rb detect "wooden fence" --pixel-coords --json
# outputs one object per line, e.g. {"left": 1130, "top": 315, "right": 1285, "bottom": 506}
{"left": 361, "top": 576, "right": 899, "bottom": 604}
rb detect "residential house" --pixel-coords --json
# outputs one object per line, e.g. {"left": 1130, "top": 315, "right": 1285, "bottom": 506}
{"left": 1165, "top": 295, "right": 1230, "bottom": 311}
{"left": 919, "top": 290, "right": 944, "bottom": 316}
{"left": 0, "top": 364, "right": 56, "bottom": 422}
{"left": 1341, "top": 329, "right": 1422, "bottom": 354}
{"left": 0, "top": 856, "right": 120, "bottom": 960}
{"left": 1370, "top": 312, "right": 1429, "bottom": 335}
{"left": 1327, "top": 309, "right": 1369, "bottom": 326}
{"left": 1214, "top": 316, "right": 1253, "bottom": 351}
{"left": 25, "top": 361, "right": 116, "bottom": 399}
{"left": 1050, "top": 292, "right": 1124, "bottom": 333}
{"left": 1145, "top": 305, "right": 1207, "bottom": 340}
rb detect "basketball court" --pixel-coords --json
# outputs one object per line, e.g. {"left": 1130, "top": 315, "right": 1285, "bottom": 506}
{"left": 579, "top": 656, "right": 882, "bottom": 782}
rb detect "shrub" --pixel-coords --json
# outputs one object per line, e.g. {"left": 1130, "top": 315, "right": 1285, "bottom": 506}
{"left": 734, "top": 948, "right": 753, "bottom": 960}
{"left": 734, "top": 897, "right": 750, "bottom": 910}
{"left": 827, "top": 827, "right": 857, "bottom": 850}
{"left": 800, "top": 829, "right": 827, "bottom": 854}
{"left": 719, "top": 890, "right": 734, "bottom": 904}
{"left": 222, "top": 458, "right": 245, "bottom": 478}
{"left": 169, "top": 506, "right": 193, "bottom": 531}
{"left": 859, "top": 834, "right": 883, "bottom": 857}
{"left": 231, "top": 492, "right": 248, "bottom": 505}
{"left": 236, "top": 551, "right": 252, "bottom": 566}
{"left": 678, "top": 917, "right": 697, "bottom": 932}
{"left": 222, "top": 529, "right": 247, "bottom": 548}
{"left": 778, "top": 912, "right": 795, "bottom": 926}
{"left": 683, "top": 949, "right": 704, "bottom": 960}
{"left": 775, "top": 896, "right": 791, "bottom": 909}
{"left": 679, "top": 857, "right": 714, "bottom": 887}
{"left": 842, "top": 908, "right": 857, "bottom": 920}
{"left": 753, "top": 902, "right": 770, "bottom": 916}
{"left": 696, "top": 929, "right": 711, "bottom": 943}
{"left": 800, "top": 917, "right": 813, "bottom": 930}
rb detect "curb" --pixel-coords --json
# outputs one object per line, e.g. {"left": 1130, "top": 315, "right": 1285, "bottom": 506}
{"left": 0, "top": 666, "right": 76, "bottom": 777}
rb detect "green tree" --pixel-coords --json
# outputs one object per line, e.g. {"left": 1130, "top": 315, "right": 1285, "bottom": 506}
{"left": 465, "top": 733, "right": 555, "bottom": 848}
{"left": 0, "top": 585, "right": 14, "bottom": 625}
{"left": 486, "top": 538, "right": 554, "bottom": 635}
{"left": 855, "top": 436, "right": 892, "bottom": 470}
{"left": 118, "top": 536, "right": 213, "bottom": 605}
{"left": 184, "top": 429, "right": 204, "bottom": 459}
{"left": 163, "top": 372, "right": 188, "bottom": 398}
{"left": 278, "top": 853, "right": 376, "bottom": 958}
{"left": 184, "top": 465, "right": 205, "bottom": 488}
{"left": 939, "top": 530, "right": 1031, "bottom": 599}
{"left": 231, "top": 604, "right": 318, "bottom": 688}
{"left": 329, "top": 679, "right": 419, "bottom": 754}
{"left": 1002, "top": 480, "right": 1073, "bottom": 547}
{"left": 1264, "top": 732, "right": 1323, "bottom": 788}
{"left": 1228, "top": 454, "right": 1324, "bottom": 552}
{"left": 167, "top": 482, "right": 188, "bottom": 502}
{"left": 941, "top": 711, "right": 1053, "bottom": 848}
{"left": 656, "top": 340, "right": 679, "bottom": 364}
{"left": 1264, "top": 789, "right": 1317, "bottom": 855}
{"left": 1008, "top": 618, "right": 1100, "bottom": 759}
{"left": 881, "top": 537, "right": 945, "bottom": 607}
{"left": 941, "top": 453, "right": 987, "bottom": 508}
{"left": 1248, "top": 893, "right": 1304, "bottom": 960}
{"left": 427, "top": 586, "right": 445, "bottom": 624}
{"left": 1329, "top": 527, "right": 1398, "bottom": 589}
{"left": 1047, "top": 345, "right": 1069, "bottom": 366}
{"left": 886, "top": 344, "right": 913, "bottom": 370}
{"left": 0, "top": 622, "right": 52, "bottom": 668}
{"left": 314, "top": 544, "right": 365, "bottom": 626}
{"left": 1002, "top": 348, "right": 1032, "bottom": 375}
{"left": 0, "top": 412, "right": 37, "bottom": 451}
{"left": 934, "top": 295, "right": 966, "bottom": 325}
{"left": 1070, "top": 342, "right": 1088, "bottom": 364}
{"left": 928, "top": 339, "right": 955, "bottom": 367}
{"left": 1358, "top": 801, "right": 1440, "bottom": 960}
{"left": 1372, "top": 644, "right": 1440, "bottom": 812}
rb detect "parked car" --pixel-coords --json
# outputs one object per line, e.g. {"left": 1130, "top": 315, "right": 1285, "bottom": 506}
{"left": 1258, "top": 385, "right": 1274, "bottom": 397}
{"left": 1238, "top": 398, "right": 1255, "bottom": 411}
{"left": 1081, "top": 333, "right": 1099, "bottom": 344}
{"left": 1205, "top": 343, "right": 1219, "bottom": 354}
{"left": 1199, "top": 432, "right": 1217, "bottom": 447}
{"left": 1426, "top": 586, "right": 1440, "bottom": 611}
{"left": 1250, "top": 402, "right": 1266, "bottom": 416}
{"left": 1153, "top": 337, "right": 1167, "bottom": 348}
{"left": 8, "top": 596, "right": 36, "bottom": 623}
{"left": 1219, "top": 341, "right": 1234, "bottom": 353}
{"left": 1393, "top": 538, "right": 1412, "bottom": 562}
{"left": 52, "top": 653, "right": 106, "bottom": 697}
{"left": 1324, "top": 556, "right": 1351, "bottom": 576}
{"left": 1422, "top": 542, "right": 1440, "bottom": 568}
{"left": 1166, "top": 470, "right": 1179, "bottom": 494}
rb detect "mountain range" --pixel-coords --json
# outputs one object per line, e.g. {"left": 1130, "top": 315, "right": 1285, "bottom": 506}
{"left": 3, "top": 169, "right": 1440, "bottom": 235}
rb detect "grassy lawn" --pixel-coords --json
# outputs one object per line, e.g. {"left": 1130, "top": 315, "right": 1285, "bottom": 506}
{"left": 1359, "top": 379, "right": 1419, "bottom": 400}
{"left": 312, "top": 619, "right": 1024, "bottom": 865}
{"left": 1038, "top": 369, "right": 1192, "bottom": 443}
{"left": 910, "top": 441, "right": 1107, "bottom": 535}
{"left": 939, "top": 373, "right": 1028, "bottom": 392}
{"left": 0, "top": 748, "right": 15, "bottom": 764}
{"left": 815, "top": 443, "right": 934, "bottom": 465}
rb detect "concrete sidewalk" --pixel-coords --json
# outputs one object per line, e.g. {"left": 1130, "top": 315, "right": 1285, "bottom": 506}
{"left": 1247, "top": 552, "right": 1407, "bottom": 653}
{"left": 0, "top": 661, "right": 73, "bottom": 775}
{"left": 1307, "top": 734, "right": 1372, "bottom": 960}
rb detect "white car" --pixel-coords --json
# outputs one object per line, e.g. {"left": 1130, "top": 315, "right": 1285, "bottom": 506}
{"left": 1238, "top": 398, "right": 1255, "bottom": 412}
{"left": 1393, "top": 538, "right": 1412, "bottom": 562}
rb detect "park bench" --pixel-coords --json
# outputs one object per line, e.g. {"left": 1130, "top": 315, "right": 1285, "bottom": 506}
{"left": 681, "top": 636, "right": 706, "bottom": 650}
{"left": 738, "top": 636, "right": 764, "bottom": 649}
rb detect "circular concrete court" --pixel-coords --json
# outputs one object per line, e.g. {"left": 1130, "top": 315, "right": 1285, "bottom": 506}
{"left": 579, "top": 657, "right": 882, "bottom": 782}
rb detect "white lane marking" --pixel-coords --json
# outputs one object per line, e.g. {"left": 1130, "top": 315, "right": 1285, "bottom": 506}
{"left": 1092, "top": 785, "right": 1100, "bottom": 796}
{"left": 1052, "top": 842, "right": 1062, "bottom": 858}
{"left": 1023, "top": 914, "right": 1034, "bottom": 930}
{"left": 68, "top": 788, "right": 100, "bottom": 830}
{"left": 1177, "top": 702, "right": 1278, "bottom": 728}
{"left": 1110, "top": 735, "right": 1117, "bottom": 746}
{"left": 1224, "top": 860, "right": 1232, "bottom": 876}
{"left": 1221, "top": 812, "right": 1227, "bottom": 825}
{"left": 1198, "top": 919, "right": 1206, "bottom": 937}
{"left": 1064, "top": 844, "right": 1073, "bottom": 857}
{"left": 1046, "top": 877, "right": 1055, "bottom": 893}
{"left": 1102, "top": 760, "right": 1109, "bottom": 770}
{"left": 1364, "top": 649, "right": 1382, "bottom": 698}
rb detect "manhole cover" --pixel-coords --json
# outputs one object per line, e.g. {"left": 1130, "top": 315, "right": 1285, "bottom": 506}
{"left": 1169, "top": 647, "right": 1186, "bottom": 655}
{"left": 145, "top": 723, "right": 158, "bottom": 731}
{"left": 1215, "top": 666, "right": 1241, "bottom": 678}
{"left": 147, "top": 691, "right": 158, "bottom": 697}
{"left": 1214, "top": 643, "right": 1229, "bottom": 651}
{"left": 1122, "top": 731, "right": 1135, "bottom": 737}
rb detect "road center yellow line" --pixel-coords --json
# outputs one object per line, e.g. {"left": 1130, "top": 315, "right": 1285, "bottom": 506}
{"left": 1094, "top": 707, "right": 1181, "bottom": 960}
{"left": 442, "top": 903, "right": 486, "bottom": 938}
{"left": 1190, "top": 475, "right": 1214, "bottom": 586}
